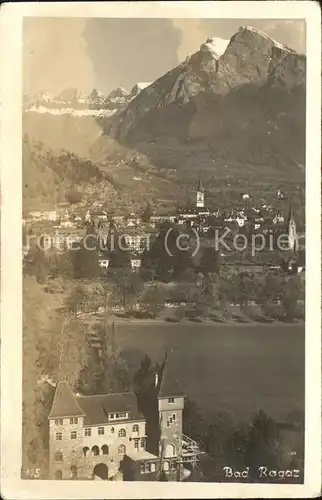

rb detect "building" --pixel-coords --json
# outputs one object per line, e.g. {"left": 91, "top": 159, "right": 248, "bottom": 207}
{"left": 48, "top": 356, "right": 202, "bottom": 481}
{"left": 48, "top": 384, "right": 148, "bottom": 480}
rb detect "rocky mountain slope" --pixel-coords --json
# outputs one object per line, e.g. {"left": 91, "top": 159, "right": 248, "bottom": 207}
{"left": 106, "top": 26, "right": 306, "bottom": 171}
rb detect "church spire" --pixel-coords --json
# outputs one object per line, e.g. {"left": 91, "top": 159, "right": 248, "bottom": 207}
{"left": 287, "top": 201, "right": 295, "bottom": 225}
{"left": 287, "top": 201, "right": 297, "bottom": 252}
{"left": 197, "top": 170, "right": 204, "bottom": 192}
{"left": 196, "top": 171, "right": 205, "bottom": 208}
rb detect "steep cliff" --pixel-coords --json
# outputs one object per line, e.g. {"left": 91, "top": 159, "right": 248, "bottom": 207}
{"left": 107, "top": 26, "right": 305, "bottom": 169}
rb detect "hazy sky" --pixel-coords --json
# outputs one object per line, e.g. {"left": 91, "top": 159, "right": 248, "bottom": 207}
{"left": 23, "top": 18, "right": 306, "bottom": 96}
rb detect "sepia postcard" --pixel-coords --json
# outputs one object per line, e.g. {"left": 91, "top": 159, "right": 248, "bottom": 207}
{"left": 0, "top": 1, "right": 321, "bottom": 498}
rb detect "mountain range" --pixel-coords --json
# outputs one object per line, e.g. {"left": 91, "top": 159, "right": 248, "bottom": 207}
{"left": 23, "top": 26, "right": 306, "bottom": 211}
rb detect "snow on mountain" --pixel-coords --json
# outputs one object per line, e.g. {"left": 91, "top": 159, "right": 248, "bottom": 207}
{"left": 129, "top": 82, "right": 152, "bottom": 100}
{"left": 199, "top": 37, "right": 230, "bottom": 59}
{"left": 25, "top": 104, "right": 117, "bottom": 118}
{"left": 24, "top": 82, "right": 150, "bottom": 117}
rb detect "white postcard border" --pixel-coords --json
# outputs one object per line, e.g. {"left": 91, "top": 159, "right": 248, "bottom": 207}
{"left": 1, "top": 1, "right": 321, "bottom": 498}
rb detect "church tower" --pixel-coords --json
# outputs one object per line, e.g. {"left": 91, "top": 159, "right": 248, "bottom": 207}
{"left": 196, "top": 171, "right": 205, "bottom": 208}
{"left": 287, "top": 203, "right": 297, "bottom": 252}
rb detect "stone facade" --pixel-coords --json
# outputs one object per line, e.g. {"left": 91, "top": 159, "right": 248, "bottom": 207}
{"left": 158, "top": 396, "right": 184, "bottom": 458}
{"left": 49, "top": 417, "right": 147, "bottom": 480}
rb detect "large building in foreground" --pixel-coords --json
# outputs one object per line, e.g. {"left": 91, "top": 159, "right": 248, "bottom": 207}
{"left": 48, "top": 357, "right": 202, "bottom": 481}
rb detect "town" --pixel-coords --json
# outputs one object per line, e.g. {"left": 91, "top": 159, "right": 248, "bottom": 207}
{"left": 23, "top": 172, "right": 305, "bottom": 326}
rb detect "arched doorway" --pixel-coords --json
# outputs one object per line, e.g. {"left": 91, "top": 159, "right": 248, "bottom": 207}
{"left": 93, "top": 463, "right": 109, "bottom": 480}
{"left": 165, "top": 444, "right": 175, "bottom": 458}
{"left": 70, "top": 465, "right": 77, "bottom": 479}
{"left": 55, "top": 470, "right": 62, "bottom": 480}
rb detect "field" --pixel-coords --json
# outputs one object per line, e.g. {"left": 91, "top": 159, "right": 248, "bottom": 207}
{"left": 115, "top": 322, "right": 305, "bottom": 422}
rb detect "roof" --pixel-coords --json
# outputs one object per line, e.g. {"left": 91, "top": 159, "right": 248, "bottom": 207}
{"left": 48, "top": 381, "right": 85, "bottom": 419}
{"left": 158, "top": 354, "right": 185, "bottom": 399}
{"left": 76, "top": 392, "right": 144, "bottom": 425}
{"left": 125, "top": 451, "right": 158, "bottom": 461}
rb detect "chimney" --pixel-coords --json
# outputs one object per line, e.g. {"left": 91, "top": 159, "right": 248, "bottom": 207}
{"left": 154, "top": 372, "right": 159, "bottom": 388}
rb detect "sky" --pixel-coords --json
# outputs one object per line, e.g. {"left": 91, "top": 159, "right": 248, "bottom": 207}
{"left": 23, "top": 18, "right": 306, "bottom": 97}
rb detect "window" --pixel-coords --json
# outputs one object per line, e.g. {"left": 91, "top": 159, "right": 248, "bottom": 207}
{"left": 70, "top": 466, "right": 77, "bottom": 479}
{"left": 118, "top": 428, "right": 126, "bottom": 438}
{"left": 111, "top": 427, "right": 115, "bottom": 433}
{"left": 118, "top": 444, "right": 126, "bottom": 455}
{"left": 55, "top": 432, "right": 62, "bottom": 441}
{"left": 141, "top": 463, "right": 153, "bottom": 473}
{"left": 83, "top": 446, "right": 90, "bottom": 457}
{"left": 70, "top": 418, "right": 78, "bottom": 424}
{"left": 132, "top": 424, "right": 139, "bottom": 433}
{"left": 101, "top": 445, "right": 109, "bottom": 455}
{"left": 169, "top": 417, "right": 172, "bottom": 424}
{"left": 168, "top": 398, "right": 175, "bottom": 403}
{"left": 134, "top": 439, "right": 139, "bottom": 450}
{"left": 172, "top": 414, "right": 176, "bottom": 421}
{"left": 54, "top": 451, "right": 63, "bottom": 462}
{"left": 84, "top": 428, "right": 91, "bottom": 437}
{"left": 166, "top": 421, "right": 170, "bottom": 428}
{"left": 92, "top": 445, "right": 99, "bottom": 456}
{"left": 55, "top": 419, "right": 63, "bottom": 425}
{"left": 70, "top": 431, "right": 77, "bottom": 440}
{"left": 98, "top": 427, "right": 105, "bottom": 435}
{"left": 140, "top": 438, "right": 145, "bottom": 450}
{"left": 55, "top": 470, "right": 62, "bottom": 480}
{"left": 109, "top": 412, "right": 128, "bottom": 420}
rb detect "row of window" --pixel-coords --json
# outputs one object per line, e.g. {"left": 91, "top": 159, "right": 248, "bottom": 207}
{"left": 54, "top": 439, "right": 146, "bottom": 462}
{"left": 54, "top": 443, "right": 128, "bottom": 462}
{"left": 85, "top": 425, "right": 140, "bottom": 437}
{"left": 139, "top": 461, "right": 177, "bottom": 474}
{"left": 109, "top": 412, "right": 128, "bottom": 420}
{"left": 55, "top": 427, "right": 137, "bottom": 441}
{"left": 54, "top": 414, "right": 130, "bottom": 427}
{"left": 166, "top": 414, "right": 177, "bottom": 427}
{"left": 54, "top": 418, "right": 78, "bottom": 426}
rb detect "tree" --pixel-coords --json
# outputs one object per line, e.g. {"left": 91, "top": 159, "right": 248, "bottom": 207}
{"left": 24, "top": 244, "right": 49, "bottom": 284}
{"left": 73, "top": 233, "right": 101, "bottom": 279}
{"left": 134, "top": 355, "right": 160, "bottom": 455}
{"left": 66, "top": 188, "right": 82, "bottom": 205}
{"left": 141, "top": 284, "right": 166, "bottom": 318}
{"left": 78, "top": 322, "right": 131, "bottom": 395}
{"left": 281, "top": 276, "right": 304, "bottom": 320}
{"left": 245, "top": 410, "right": 280, "bottom": 479}
{"left": 110, "top": 269, "right": 144, "bottom": 310}
{"left": 142, "top": 203, "right": 153, "bottom": 223}
{"left": 200, "top": 247, "right": 220, "bottom": 274}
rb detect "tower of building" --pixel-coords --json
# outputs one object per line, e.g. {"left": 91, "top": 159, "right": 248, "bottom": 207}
{"left": 287, "top": 202, "right": 297, "bottom": 252}
{"left": 196, "top": 171, "right": 205, "bottom": 208}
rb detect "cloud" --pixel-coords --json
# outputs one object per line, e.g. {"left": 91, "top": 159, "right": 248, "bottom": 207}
{"left": 172, "top": 19, "right": 306, "bottom": 60}
{"left": 23, "top": 18, "right": 306, "bottom": 96}
{"left": 23, "top": 17, "right": 95, "bottom": 96}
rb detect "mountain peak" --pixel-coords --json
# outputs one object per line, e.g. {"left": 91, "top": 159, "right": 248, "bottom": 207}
{"left": 239, "top": 25, "right": 296, "bottom": 53}
{"left": 199, "top": 37, "right": 230, "bottom": 60}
